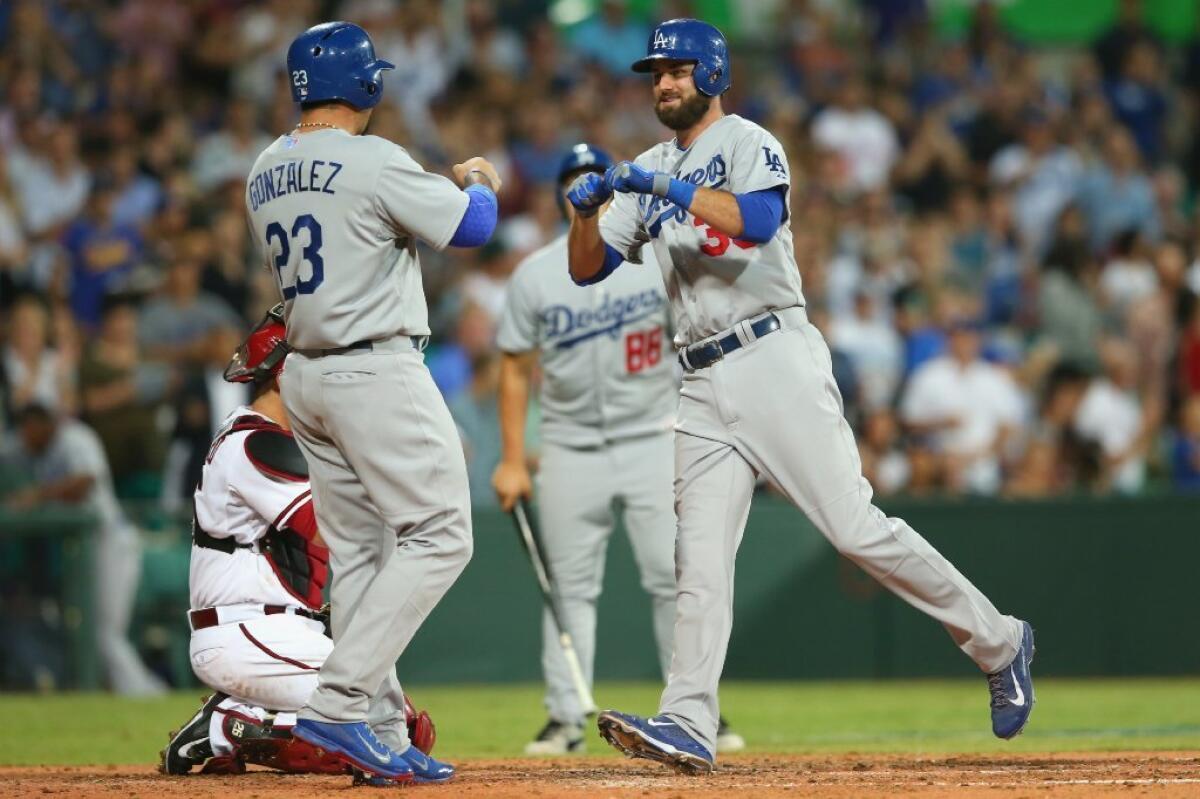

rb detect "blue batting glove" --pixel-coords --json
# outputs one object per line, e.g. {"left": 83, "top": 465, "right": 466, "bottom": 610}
{"left": 566, "top": 172, "right": 613, "bottom": 217}
{"left": 607, "top": 161, "right": 664, "bottom": 195}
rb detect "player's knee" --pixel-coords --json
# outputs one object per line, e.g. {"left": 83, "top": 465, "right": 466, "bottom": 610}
{"left": 818, "top": 496, "right": 894, "bottom": 561}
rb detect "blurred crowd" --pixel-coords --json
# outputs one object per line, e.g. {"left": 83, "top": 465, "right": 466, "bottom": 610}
{"left": 1, "top": 0, "right": 1200, "bottom": 513}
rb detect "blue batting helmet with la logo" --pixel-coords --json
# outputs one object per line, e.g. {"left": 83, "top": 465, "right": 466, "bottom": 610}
{"left": 286, "top": 22, "right": 395, "bottom": 110}
{"left": 632, "top": 18, "right": 730, "bottom": 97}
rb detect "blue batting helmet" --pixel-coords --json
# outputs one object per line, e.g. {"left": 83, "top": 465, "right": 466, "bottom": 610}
{"left": 557, "top": 143, "right": 613, "bottom": 186}
{"left": 631, "top": 18, "right": 730, "bottom": 97}
{"left": 556, "top": 143, "right": 613, "bottom": 216}
{"left": 286, "top": 22, "right": 394, "bottom": 110}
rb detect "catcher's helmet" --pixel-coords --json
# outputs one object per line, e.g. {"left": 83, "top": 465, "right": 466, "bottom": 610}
{"left": 286, "top": 22, "right": 394, "bottom": 110}
{"left": 555, "top": 143, "right": 613, "bottom": 216}
{"left": 632, "top": 18, "right": 730, "bottom": 97}
{"left": 224, "top": 304, "right": 290, "bottom": 384}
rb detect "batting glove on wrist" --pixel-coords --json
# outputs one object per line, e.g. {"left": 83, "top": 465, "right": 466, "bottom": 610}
{"left": 606, "top": 161, "right": 672, "bottom": 196}
{"left": 566, "top": 172, "right": 612, "bottom": 218}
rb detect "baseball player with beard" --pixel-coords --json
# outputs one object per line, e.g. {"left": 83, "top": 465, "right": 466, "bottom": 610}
{"left": 159, "top": 306, "right": 436, "bottom": 782}
{"left": 566, "top": 19, "right": 1037, "bottom": 774}
{"left": 244, "top": 21, "right": 500, "bottom": 785}
{"left": 493, "top": 144, "right": 744, "bottom": 756}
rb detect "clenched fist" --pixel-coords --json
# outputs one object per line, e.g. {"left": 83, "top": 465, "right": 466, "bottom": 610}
{"left": 453, "top": 157, "right": 502, "bottom": 193}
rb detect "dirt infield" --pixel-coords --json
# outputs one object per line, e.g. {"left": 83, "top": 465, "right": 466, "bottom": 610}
{"left": 3, "top": 752, "right": 1198, "bottom": 797}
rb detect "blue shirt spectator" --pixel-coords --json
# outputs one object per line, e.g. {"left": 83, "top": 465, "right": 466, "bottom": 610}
{"left": 61, "top": 185, "right": 142, "bottom": 329}
{"left": 1103, "top": 41, "right": 1168, "bottom": 164}
{"left": 1077, "top": 128, "right": 1159, "bottom": 253}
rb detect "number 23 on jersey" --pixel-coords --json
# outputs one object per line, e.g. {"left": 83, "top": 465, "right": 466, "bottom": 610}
{"left": 266, "top": 214, "right": 324, "bottom": 299}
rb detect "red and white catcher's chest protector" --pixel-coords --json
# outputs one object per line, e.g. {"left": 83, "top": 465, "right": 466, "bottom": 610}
{"left": 190, "top": 407, "right": 327, "bottom": 610}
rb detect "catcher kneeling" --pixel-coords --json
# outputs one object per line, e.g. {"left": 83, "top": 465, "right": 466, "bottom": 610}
{"left": 160, "top": 306, "right": 435, "bottom": 776}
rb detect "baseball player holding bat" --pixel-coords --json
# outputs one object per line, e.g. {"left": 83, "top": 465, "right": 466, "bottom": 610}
{"left": 245, "top": 21, "right": 500, "bottom": 785}
{"left": 493, "top": 145, "right": 743, "bottom": 755}
{"left": 566, "top": 19, "right": 1036, "bottom": 774}
{"left": 160, "top": 306, "right": 436, "bottom": 780}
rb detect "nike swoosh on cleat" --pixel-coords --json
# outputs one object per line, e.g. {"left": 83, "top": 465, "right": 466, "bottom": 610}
{"left": 646, "top": 719, "right": 674, "bottom": 728}
{"left": 1008, "top": 665, "right": 1026, "bottom": 707}
{"left": 355, "top": 730, "right": 394, "bottom": 763}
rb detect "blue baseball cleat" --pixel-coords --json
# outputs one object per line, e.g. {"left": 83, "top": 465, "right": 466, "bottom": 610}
{"left": 352, "top": 745, "right": 456, "bottom": 786}
{"left": 988, "top": 620, "right": 1036, "bottom": 739}
{"left": 597, "top": 710, "right": 714, "bottom": 775}
{"left": 291, "top": 719, "right": 412, "bottom": 780}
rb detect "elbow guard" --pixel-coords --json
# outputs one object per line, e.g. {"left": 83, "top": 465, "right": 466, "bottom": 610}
{"left": 449, "top": 184, "right": 498, "bottom": 247}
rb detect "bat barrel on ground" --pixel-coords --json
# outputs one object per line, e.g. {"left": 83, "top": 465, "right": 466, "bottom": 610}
{"left": 511, "top": 497, "right": 598, "bottom": 717}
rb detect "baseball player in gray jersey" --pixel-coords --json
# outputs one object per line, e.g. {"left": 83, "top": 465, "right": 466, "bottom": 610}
{"left": 244, "top": 22, "right": 501, "bottom": 785}
{"left": 566, "top": 19, "right": 1037, "bottom": 774}
{"left": 493, "top": 145, "right": 746, "bottom": 755}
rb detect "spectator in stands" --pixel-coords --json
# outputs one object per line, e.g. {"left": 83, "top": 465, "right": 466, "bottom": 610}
{"left": 78, "top": 298, "right": 171, "bottom": 494}
{"left": 1180, "top": 300, "right": 1200, "bottom": 399}
{"left": 569, "top": 0, "right": 650, "bottom": 78}
{"left": 1103, "top": 40, "right": 1167, "bottom": 164}
{"left": 900, "top": 318, "right": 1025, "bottom": 494}
{"left": 1171, "top": 394, "right": 1200, "bottom": 491}
{"left": 7, "top": 120, "right": 89, "bottom": 249}
{"left": 989, "top": 106, "right": 1083, "bottom": 257}
{"left": 107, "top": 145, "right": 163, "bottom": 232}
{"left": 61, "top": 178, "right": 143, "bottom": 330}
{"left": 0, "top": 403, "right": 165, "bottom": 696}
{"left": 1073, "top": 337, "right": 1159, "bottom": 494}
{"left": 1078, "top": 126, "right": 1159, "bottom": 254}
{"left": 829, "top": 290, "right": 903, "bottom": 412}
{"left": 1039, "top": 206, "right": 1103, "bottom": 371}
{"left": 0, "top": 154, "right": 29, "bottom": 295}
{"left": 190, "top": 98, "right": 272, "bottom": 192}
{"left": 138, "top": 239, "right": 243, "bottom": 374}
{"left": 859, "top": 409, "right": 909, "bottom": 496}
{"left": 1093, "top": 0, "right": 1161, "bottom": 82}
{"left": 811, "top": 76, "right": 901, "bottom": 194}
{"left": 2, "top": 294, "right": 75, "bottom": 417}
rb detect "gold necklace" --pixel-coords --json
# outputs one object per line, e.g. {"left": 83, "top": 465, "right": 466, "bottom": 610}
{"left": 294, "top": 122, "right": 340, "bottom": 132}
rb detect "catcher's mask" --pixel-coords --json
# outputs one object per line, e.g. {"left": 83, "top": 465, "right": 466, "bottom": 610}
{"left": 224, "top": 303, "right": 290, "bottom": 384}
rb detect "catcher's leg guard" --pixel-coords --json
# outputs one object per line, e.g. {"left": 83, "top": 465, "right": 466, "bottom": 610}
{"left": 159, "top": 693, "right": 225, "bottom": 775}
{"left": 223, "top": 713, "right": 349, "bottom": 775}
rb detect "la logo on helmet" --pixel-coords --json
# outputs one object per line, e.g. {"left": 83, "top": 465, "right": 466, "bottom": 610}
{"left": 652, "top": 30, "right": 670, "bottom": 49}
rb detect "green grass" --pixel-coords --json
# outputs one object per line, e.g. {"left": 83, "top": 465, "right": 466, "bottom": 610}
{"left": 1, "top": 678, "right": 1198, "bottom": 766}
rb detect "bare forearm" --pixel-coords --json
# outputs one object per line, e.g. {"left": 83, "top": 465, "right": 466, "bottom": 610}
{"left": 568, "top": 215, "right": 606, "bottom": 283}
{"left": 685, "top": 187, "right": 744, "bottom": 239}
{"left": 497, "top": 354, "right": 532, "bottom": 465}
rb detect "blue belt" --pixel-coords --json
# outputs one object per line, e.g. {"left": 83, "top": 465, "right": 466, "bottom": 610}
{"left": 678, "top": 312, "right": 782, "bottom": 372}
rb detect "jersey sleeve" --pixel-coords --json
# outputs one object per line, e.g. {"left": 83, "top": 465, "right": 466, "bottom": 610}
{"left": 374, "top": 145, "right": 471, "bottom": 251}
{"left": 728, "top": 124, "right": 790, "bottom": 195}
{"left": 495, "top": 263, "right": 539, "bottom": 353}
{"left": 62, "top": 425, "right": 109, "bottom": 481}
{"left": 598, "top": 184, "right": 649, "bottom": 264}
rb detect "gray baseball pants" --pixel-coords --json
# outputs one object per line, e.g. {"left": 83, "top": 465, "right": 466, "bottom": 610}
{"left": 536, "top": 433, "right": 677, "bottom": 725}
{"left": 659, "top": 307, "right": 1023, "bottom": 754}
{"left": 280, "top": 338, "right": 472, "bottom": 741}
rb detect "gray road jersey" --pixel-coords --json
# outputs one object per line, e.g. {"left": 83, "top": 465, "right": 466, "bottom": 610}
{"left": 245, "top": 129, "right": 469, "bottom": 350}
{"left": 497, "top": 234, "right": 675, "bottom": 447}
{"left": 598, "top": 114, "right": 804, "bottom": 347}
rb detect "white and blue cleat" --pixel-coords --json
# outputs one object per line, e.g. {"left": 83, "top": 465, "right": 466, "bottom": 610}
{"left": 291, "top": 719, "right": 412, "bottom": 780}
{"left": 988, "top": 620, "right": 1036, "bottom": 739}
{"left": 597, "top": 710, "right": 715, "bottom": 775}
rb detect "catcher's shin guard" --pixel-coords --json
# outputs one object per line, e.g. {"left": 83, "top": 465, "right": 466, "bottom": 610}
{"left": 223, "top": 713, "right": 349, "bottom": 774}
{"left": 159, "top": 693, "right": 225, "bottom": 775}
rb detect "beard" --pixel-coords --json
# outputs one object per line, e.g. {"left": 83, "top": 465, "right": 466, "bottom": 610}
{"left": 655, "top": 91, "right": 711, "bottom": 130}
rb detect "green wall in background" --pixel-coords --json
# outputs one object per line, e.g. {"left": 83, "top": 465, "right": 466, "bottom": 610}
{"left": 397, "top": 494, "right": 1200, "bottom": 683}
